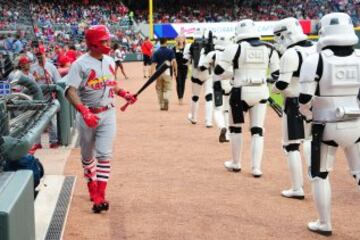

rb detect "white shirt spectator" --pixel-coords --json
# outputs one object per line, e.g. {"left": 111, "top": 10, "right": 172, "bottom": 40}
{"left": 114, "top": 49, "right": 125, "bottom": 62}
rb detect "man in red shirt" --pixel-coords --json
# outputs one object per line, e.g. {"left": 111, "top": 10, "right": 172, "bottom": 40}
{"left": 141, "top": 37, "right": 153, "bottom": 78}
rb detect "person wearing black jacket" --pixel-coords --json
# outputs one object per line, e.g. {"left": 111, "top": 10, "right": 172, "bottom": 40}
{"left": 0, "top": 51, "right": 13, "bottom": 80}
{"left": 173, "top": 35, "right": 188, "bottom": 105}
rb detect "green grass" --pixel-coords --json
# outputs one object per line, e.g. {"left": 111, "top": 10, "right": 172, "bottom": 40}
{"left": 270, "top": 92, "right": 284, "bottom": 107}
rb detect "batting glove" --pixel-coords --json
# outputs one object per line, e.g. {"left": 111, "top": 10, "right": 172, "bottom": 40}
{"left": 75, "top": 104, "right": 99, "bottom": 128}
{"left": 117, "top": 89, "right": 137, "bottom": 104}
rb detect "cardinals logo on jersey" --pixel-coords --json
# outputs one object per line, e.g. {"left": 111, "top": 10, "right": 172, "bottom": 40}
{"left": 86, "top": 69, "right": 116, "bottom": 90}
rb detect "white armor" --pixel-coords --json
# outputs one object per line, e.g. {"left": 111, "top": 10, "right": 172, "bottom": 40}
{"left": 317, "top": 12, "right": 359, "bottom": 51}
{"left": 312, "top": 51, "right": 360, "bottom": 122}
{"left": 299, "top": 12, "right": 360, "bottom": 236}
{"left": 217, "top": 20, "right": 280, "bottom": 177}
{"left": 183, "top": 40, "right": 213, "bottom": 127}
{"left": 200, "top": 35, "right": 232, "bottom": 141}
{"left": 272, "top": 17, "right": 317, "bottom": 199}
{"left": 274, "top": 47, "right": 315, "bottom": 97}
{"left": 276, "top": 46, "right": 317, "bottom": 148}
{"left": 273, "top": 17, "right": 307, "bottom": 54}
{"left": 234, "top": 19, "right": 260, "bottom": 43}
{"left": 300, "top": 49, "right": 360, "bottom": 169}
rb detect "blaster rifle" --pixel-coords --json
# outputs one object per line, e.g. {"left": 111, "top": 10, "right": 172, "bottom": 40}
{"left": 268, "top": 97, "right": 283, "bottom": 118}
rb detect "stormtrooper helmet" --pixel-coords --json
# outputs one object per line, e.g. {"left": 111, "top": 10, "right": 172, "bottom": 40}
{"left": 213, "top": 34, "right": 229, "bottom": 49}
{"left": 273, "top": 17, "right": 307, "bottom": 53}
{"left": 317, "top": 12, "right": 358, "bottom": 50}
{"left": 235, "top": 19, "right": 260, "bottom": 43}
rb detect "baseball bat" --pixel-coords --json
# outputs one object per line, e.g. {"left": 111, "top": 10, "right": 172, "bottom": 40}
{"left": 120, "top": 61, "right": 171, "bottom": 111}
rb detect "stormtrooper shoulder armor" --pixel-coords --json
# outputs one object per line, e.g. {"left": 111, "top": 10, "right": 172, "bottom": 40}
{"left": 222, "top": 43, "right": 239, "bottom": 63}
{"left": 199, "top": 48, "right": 216, "bottom": 70}
{"left": 280, "top": 48, "right": 300, "bottom": 73}
{"left": 215, "top": 43, "right": 239, "bottom": 73}
{"left": 299, "top": 53, "right": 320, "bottom": 84}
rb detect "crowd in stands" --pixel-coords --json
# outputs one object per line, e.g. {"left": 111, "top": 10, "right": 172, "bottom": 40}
{"left": 0, "top": 0, "right": 358, "bottom": 60}
{"left": 128, "top": 0, "right": 359, "bottom": 26}
{"left": 0, "top": 0, "right": 143, "bottom": 56}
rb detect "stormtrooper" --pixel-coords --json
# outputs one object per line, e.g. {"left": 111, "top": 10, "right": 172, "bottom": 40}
{"left": 183, "top": 29, "right": 214, "bottom": 127}
{"left": 299, "top": 13, "right": 360, "bottom": 236}
{"left": 272, "top": 17, "right": 317, "bottom": 199}
{"left": 214, "top": 19, "right": 279, "bottom": 177}
{"left": 198, "top": 34, "right": 232, "bottom": 142}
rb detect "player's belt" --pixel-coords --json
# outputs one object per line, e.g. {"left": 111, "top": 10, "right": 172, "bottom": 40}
{"left": 89, "top": 103, "right": 114, "bottom": 114}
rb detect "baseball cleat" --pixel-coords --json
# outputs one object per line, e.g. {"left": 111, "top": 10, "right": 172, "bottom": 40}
{"left": 92, "top": 201, "right": 110, "bottom": 213}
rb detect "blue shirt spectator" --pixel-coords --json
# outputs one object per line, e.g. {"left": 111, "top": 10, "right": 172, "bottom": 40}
{"left": 12, "top": 37, "right": 24, "bottom": 54}
{"left": 4, "top": 35, "right": 14, "bottom": 52}
{"left": 152, "top": 41, "right": 175, "bottom": 70}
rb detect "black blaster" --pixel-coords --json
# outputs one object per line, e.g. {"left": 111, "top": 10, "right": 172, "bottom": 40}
{"left": 204, "top": 30, "right": 214, "bottom": 55}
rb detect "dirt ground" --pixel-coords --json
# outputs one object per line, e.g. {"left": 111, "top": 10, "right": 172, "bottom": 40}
{"left": 63, "top": 62, "right": 360, "bottom": 240}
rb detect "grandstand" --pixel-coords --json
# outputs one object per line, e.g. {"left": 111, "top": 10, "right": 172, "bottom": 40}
{"left": 123, "top": 0, "right": 359, "bottom": 25}
{"left": 0, "top": 0, "right": 358, "bottom": 56}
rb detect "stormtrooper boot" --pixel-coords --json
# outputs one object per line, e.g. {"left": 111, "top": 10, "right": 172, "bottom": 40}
{"left": 205, "top": 99, "right": 213, "bottom": 128}
{"left": 251, "top": 134, "right": 264, "bottom": 177}
{"left": 224, "top": 133, "right": 242, "bottom": 172}
{"left": 187, "top": 99, "right": 199, "bottom": 124}
{"left": 281, "top": 150, "right": 305, "bottom": 199}
{"left": 308, "top": 178, "right": 332, "bottom": 236}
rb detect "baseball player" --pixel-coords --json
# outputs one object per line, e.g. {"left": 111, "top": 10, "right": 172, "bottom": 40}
{"left": 31, "top": 44, "right": 62, "bottom": 149}
{"left": 9, "top": 55, "right": 35, "bottom": 81}
{"left": 215, "top": 19, "right": 279, "bottom": 177}
{"left": 198, "top": 34, "right": 232, "bottom": 142}
{"left": 65, "top": 25, "right": 137, "bottom": 213}
{"left": 8, "top": 55, "right": 35, "bottom": 93}
{"left": 183, "top": 29, "right": 213, "bottom": 128}
{"left": 299, "top": 13, "right": 360, "bottom": 236}
{"left": 272, "top": 17, "right": 317, "bottom": 199}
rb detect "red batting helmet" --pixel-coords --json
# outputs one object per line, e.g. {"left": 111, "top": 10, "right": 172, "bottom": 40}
{"left": 18, "top": 56, "right": 30, "bottom": 66}
{"left": 58, "top": 55, "right": 70, "bottom": 67}
{"left": 85, "top": 25, "right": 111, "bottom": 55}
